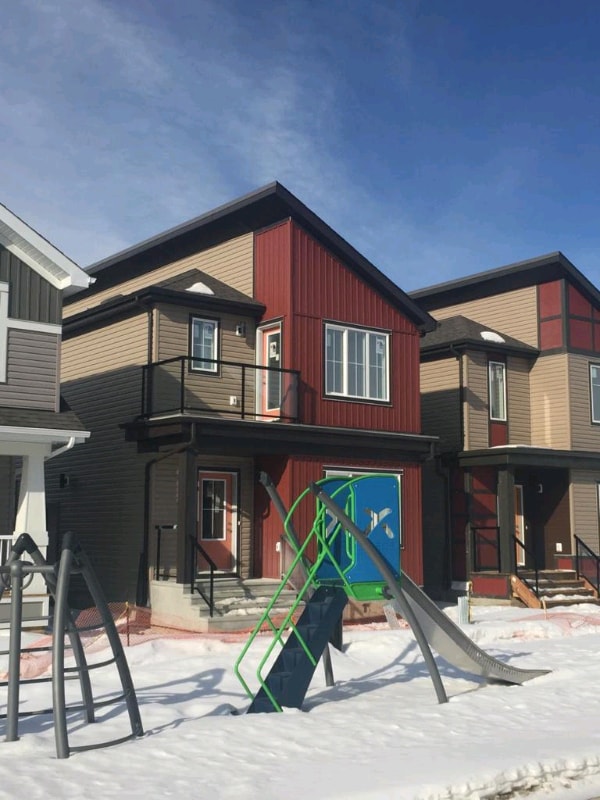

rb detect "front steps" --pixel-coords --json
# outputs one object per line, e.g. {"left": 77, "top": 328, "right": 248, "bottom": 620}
{"left": 511, "top": 569, "right": 600, "bottom": 609}
{"left": 149, "top": 577, "right": 300, "bottom": 633}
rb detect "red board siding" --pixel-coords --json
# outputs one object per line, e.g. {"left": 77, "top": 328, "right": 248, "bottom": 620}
{"left": 568, "top": 284, "right": 592, "bottom": 318}
{"left": 538, "top": 281, "right": 562, "bottom": 317}
{"left": 254, "top": 222, "right": 293, "bottom": 361}
{"left": 290, "top": 223, "right": 421, "bottom": 432}
{"left": 471, "top": 574, "right": 509, "bottom": 598}
{"left": 489, "top": 421, "right": 508, "bottom": 447}
{"left": 254, "top": 455, "right": 292, "bottom": 578}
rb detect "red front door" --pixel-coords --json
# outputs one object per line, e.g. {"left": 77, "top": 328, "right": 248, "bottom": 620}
{"left": 197, "top": 471, "right": 237, "bottom": 572}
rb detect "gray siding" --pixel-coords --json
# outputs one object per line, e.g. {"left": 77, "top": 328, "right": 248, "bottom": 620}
{"left": 0, "top": 456, "right": 14, "bottom": 537}
{"left": 0, "top": 245, "right": 61, "bottom": 324}
{"left": 0, "top": 329, "right": 59, "bottom": 411}
{"left": 507, "top": 356, "right": 531, "bottom": 445}
{"left": 570, "top": 471, "right": 600, "bottom": 554}
{"left": 464, "top": 350, "right": 488, "bottom": 450}
{"left": 420, "top": 358, "right": 461, "bottom": 451}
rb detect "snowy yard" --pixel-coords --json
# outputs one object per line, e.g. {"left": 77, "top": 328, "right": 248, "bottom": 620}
{"left": 2, "top": 603, "right": 600, "bottom": 799}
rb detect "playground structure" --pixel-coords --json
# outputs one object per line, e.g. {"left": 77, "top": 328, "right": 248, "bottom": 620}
{"left": 0, "top": 531, "right": 143, "bottom": 758}
{"left": 235, "top": 474, "right": 550, "bottom": 713}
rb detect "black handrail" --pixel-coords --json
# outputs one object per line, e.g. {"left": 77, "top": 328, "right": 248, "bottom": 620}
{"left": 153, "top": 524, "right": 177, "bottom": 581}
{"left": 574, "top": 535, "right": 600, "bottom": 596}
{"left": 187, "top": 534, "right": 217, "bottom": 617}
{"left": 141, "top": 355, "right": 300, "bottom": 421}
{"left": 471, "top": 526, "right": 500, "bottom": 572}
{"left": 512, "top": 535, "right": 540, "bottom": 596}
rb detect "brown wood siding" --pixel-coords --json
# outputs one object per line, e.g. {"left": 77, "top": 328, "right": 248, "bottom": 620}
{"left": 569, "top": 353, "right": 600, "bottom": 450}
{"left": 431, "top": 286, "right": 538, "bottom": 346}
{"left": 290, "top": 223, "right": 421, "bottom": 432}
{"left": 507, "top": 356, "right": 531, "bottom": 444}
{"left": 153, "top": 304, "right": 258, "bottom": 418}
{"left": 0, "top": 329, "right": 59, "bottom": 411}
{"left": 46, "top": 313, "right": 150, "bottom": 601}
{"left": 65, "top": 233, "right": 254, "bottom": 318}
{"left": 420, "top": 358, "right": 461, "bottom": 451}
{"left": 0, "top": 245, "right": 61, "bottom": 324}
{"left": 570, "top": 471, "right": 600, "bottom": 554}
{"left": 529, "top": 354, "right": 571, "bottom": 448}
{"left": 464, "top": 350, "right": 488, "bottom": 450}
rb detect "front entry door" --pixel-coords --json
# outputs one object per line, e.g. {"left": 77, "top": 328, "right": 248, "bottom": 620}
{"left": 514, "top": 484, "right": 525, "bottom": 566}
{"left": 197, "top": 471, "right": 237, "bottom": 572}
{"left": 258, "top": 323, "right": 282, "bottom": 418}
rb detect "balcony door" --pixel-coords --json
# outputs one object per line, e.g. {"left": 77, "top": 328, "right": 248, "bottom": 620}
{"left": 197, "top": 470, "right": 237, "bottom": 572}
{"left": 257, "top": 322, "right": 282, "bottom": 418}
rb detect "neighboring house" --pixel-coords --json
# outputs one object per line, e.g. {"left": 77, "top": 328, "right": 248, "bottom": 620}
{"left": 0, "top": 203, "right": 92, "bottom": 624}
{"left": 412, "top": 252, "right": 600, "bottom": 602}
{"left": 48, "top": 182, "right": 437, "bottom": 630}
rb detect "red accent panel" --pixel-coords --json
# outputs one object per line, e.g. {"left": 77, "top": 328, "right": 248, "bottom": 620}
{"left": 254, "top": 222, "right": 293, "bottom": 362}
{"left": 254, "top": 455, "right": 292, "bottom": 578}
{"left": 290, "top": 223, "right": 421, "bottom": 433}
{"left": 538, "top": 281, "right": 562, "bottom": 317}
{"left": 594, "top": 324, "right": 600, "bottom": 353}
{"left": 568, "top": 284, "right": 592, "bottom": 318}
{"left": 489, "top": 421, "right": 508, "bottom": 447}
{"left": 570, "top": 318, "right": 593, "bottom": 350}
{"left": 471, "top": 574, "right": 509, "bottom": 597}
{"left": 472, "top": 467, "right": 496, "bottom": 493}
{"left": 539, "top": 318, "right": 563, "bottom": 350}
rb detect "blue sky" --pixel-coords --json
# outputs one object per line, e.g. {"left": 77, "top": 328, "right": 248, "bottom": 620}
{"left": 2, "top": 0, "right": 600, "bottom": 291}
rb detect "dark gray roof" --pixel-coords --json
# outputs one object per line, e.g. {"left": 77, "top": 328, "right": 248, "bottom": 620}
{"left": 421, "top": 315, "right": 539, "bottom": 358}
{"left": 72, "top": 182, "right": 436, "bottom": 333}
{"left": 411, "top": 251, "right": 600, "bottom": 311}
{"left": 154, "top": 268, "right": 263, "bottom": 308}
{"left": 0, "top": 406, "right": 87, "bottom": 432}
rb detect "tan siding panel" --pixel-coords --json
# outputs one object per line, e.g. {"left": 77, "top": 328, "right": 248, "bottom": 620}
{"left": 432, "top": 286, "right": 538, "bottom": 346}
{"left": 61, "top": 314, "right": 148, "bottom": 381}
{"left": 529, "top": 354, "right": 570, "bottom": 448}
{"left": 0, "top": 329, "right": 58, "bottom": 410}
{"left": 569, "top": 354, "right": 600, "bottom": 451}
{"left": 420, "top": 358, "right": 461, "bottom": 450}
{"left": 507, "top": 356, "right": 531, "bottom": 445}
{"left": 66, "top": 233, "right": 254, "bottom": 317}
{"left": 464, "top": 351, "right": 488, "bottom": 450}
{"left": 570, "top": 471, "right": 600, "bottom": 553}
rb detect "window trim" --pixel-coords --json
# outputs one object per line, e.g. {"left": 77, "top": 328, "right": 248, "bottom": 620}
{"left": 488, "top": 359, "right": 507, "bottom": 422}
{"left": 324, "top": 322, "right": 390, "bottom": 403}
{"left": 189, "top": 315, "right": 220, "bottom": 374}
{"left": 590, "top": 363, "right": 600, "bottom": 424}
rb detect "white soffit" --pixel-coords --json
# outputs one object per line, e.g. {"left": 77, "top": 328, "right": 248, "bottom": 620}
{"left": 0, "top": 203, "right": 93, "bottom": 294}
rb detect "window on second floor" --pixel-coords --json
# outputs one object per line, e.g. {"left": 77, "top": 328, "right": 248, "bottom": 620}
{"left": 190, "top": 316, "right": 219, "bottom": 372}
{"left": 325, "top": 323, "right": 389, "bottom": 402}
{"left": 488, "top": 360, "right": 507, "bottom": 421}
{"left": 590, "top": 363, "right": 600, "bottom": 423}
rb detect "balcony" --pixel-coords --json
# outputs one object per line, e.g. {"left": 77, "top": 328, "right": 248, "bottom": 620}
{"left": 141, "top": 356, "right": 299, "bottom": 422}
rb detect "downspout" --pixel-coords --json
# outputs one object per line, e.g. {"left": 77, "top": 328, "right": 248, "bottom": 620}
{"left": 448, "top": 344, "right": 466, "bottom": 590}
{"left": 137, "top": 422, "right": 198, "bottom": 607}
{"left": 45, "top": 436, "right": 77, "bottom": 461}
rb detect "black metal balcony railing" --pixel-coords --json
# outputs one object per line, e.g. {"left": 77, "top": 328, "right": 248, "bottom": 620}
{"left": 141, "top": 356, "right": 299, "bottom": 422}
{"left": 575, "top": 535, "right": 600, "bottom": 596}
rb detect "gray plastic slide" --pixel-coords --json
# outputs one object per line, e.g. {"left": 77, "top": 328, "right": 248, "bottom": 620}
{"left": 311, "top": 483, "right": 549, "bottom": 694}
{"left": 396, "top": 569, "right": 549, "bottom": 684}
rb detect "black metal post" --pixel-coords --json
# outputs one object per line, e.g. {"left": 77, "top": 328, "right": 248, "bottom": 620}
{"left": 180, "top": 358, "right": 185, "bottom": 413}
{"left": 241, "top": 364, "right": 246, "bottom": 419}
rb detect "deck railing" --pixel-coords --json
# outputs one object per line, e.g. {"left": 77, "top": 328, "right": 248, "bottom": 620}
{"left": 141, "top": 356, "right": 299, "bottom": 422}
{"left": 471, "top": 526, "right": 501, "bottom": 572}
{"left": 575, "top": 535, "right": 600, "bottom": 596}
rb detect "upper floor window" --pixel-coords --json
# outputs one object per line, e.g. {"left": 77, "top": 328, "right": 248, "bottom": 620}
{"left": 590, "top": 364, "right": 600, "bottom": 423}
{"left": 190, "top": 316, "right": 218, "bottom": 372}
{"left": 325, "top": 323, "right": 389, "bottom": 402}
{"left": 488, "top": 360, "right": 506, "bottom": 421}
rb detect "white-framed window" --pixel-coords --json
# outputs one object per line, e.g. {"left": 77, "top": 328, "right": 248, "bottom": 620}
{"left": 488, "top": 360, "right": 507, "bottom": 421}
{"left": 190, "top": 317, "right": 218, "bottom": 373}
{"left": 591, "top": 364, "right": 600, "bottom": 424}
{"left": 324, "top": 323, "right": 389, "bottom": 402}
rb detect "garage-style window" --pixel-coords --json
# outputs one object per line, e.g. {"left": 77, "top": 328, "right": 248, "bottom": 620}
{"left": 325, "top": 323, "right": 389, "bottom": 402}
{"left": 190, "top": 317, "right": 218, "bottom": 372}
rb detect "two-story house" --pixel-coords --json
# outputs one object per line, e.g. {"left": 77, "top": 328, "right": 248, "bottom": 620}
{"left": 49, "top": 183, "right": 437, "bottom": 630}
{"left": 0, "top": 203, "right": 92, "bottom": 624}
{"left": 412, "top": 252, "right": 600, "bottom": 604}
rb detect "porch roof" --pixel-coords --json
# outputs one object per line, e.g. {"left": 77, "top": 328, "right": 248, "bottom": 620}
{"left": 454, "top": 445, "right": 600, "bottom": 471}
{"left": 123, "top": 415, "right": 438, "bottom": 461}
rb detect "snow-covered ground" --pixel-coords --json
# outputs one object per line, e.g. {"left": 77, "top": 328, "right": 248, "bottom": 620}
{"left": 2, "top": 603, "right": 600, "bottom": 800}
